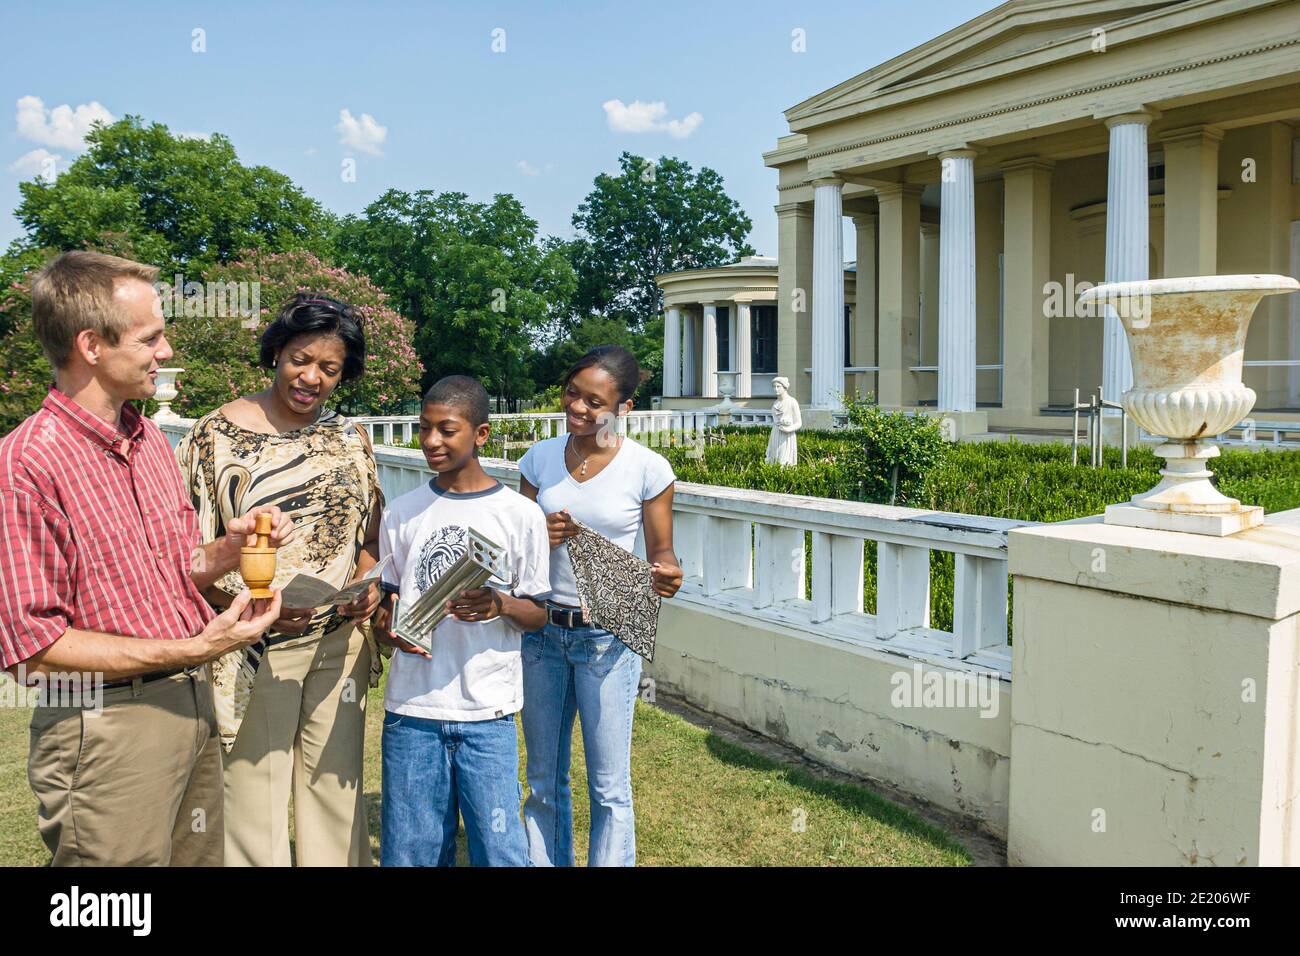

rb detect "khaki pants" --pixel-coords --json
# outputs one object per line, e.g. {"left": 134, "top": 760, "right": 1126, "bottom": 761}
{"left": 223, "top": 623, "right": 372, "bottom": 866}
{"left": 28, "top": 666, "right": 224, "bottom": 866}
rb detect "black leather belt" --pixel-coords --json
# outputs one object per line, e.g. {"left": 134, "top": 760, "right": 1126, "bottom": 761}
{"left": 547, "top": 605, "right": 586, "bottom": 629}
{"left": 102, "top": 665, "right": 200, "bottom": 690}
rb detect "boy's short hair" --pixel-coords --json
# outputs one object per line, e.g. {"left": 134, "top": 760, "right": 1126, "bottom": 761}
{"left": 423, "top": 375, "right": 490, "bottom": 427}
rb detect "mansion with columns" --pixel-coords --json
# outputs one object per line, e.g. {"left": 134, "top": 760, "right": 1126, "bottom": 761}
{"left": 657, "top": 0, "right": 1300, "bottom": 433}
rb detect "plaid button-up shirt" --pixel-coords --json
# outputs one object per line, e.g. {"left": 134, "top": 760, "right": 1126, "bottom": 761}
{"left": 0, "top": 386, "right": 214, "bottom": 669}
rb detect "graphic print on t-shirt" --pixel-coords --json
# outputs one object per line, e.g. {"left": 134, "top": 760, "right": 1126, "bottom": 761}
{"left": 413, "top": 525, "right": 468, "bottom": 592}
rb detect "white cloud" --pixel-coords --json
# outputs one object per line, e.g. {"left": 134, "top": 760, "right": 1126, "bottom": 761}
{"left": 602, "top": 99, "right": 702, "bottom": 139}
{"left": 305, "top": 147, "right": 318, "bottom": 156}
{"left": 8, "top": 147, "right": 61, "bottom": 180}
{"left": 16, "top": 95, "right": 114, "bottom": 150}
{"left": 336, "top": 108, "right": 386, "bottom": 156}
{"left": 516, "top": 159, "right": 540, "bottom": 176}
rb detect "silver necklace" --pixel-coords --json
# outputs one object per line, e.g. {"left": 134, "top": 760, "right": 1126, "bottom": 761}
{"left": 566, "top": 434, "right": 591, "bottom": 478}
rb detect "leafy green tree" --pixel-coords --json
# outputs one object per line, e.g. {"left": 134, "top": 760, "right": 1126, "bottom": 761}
{"left": 569, "top": 152, "right": 755, "bottom": 326}
{"left": 528, "top": 314, "right": 664, "bottom": 409}
{"left": 14, "top": 117, "right": 335, "bottom": 275}
{"left": 335, "top": 189, "right": 576, "bottom": 406}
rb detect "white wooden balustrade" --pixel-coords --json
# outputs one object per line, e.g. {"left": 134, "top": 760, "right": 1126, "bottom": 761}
{"left": 160, "top": 420, "right": 1022, "bottom": 679}
{"left": 350, "top": 409, "right": 773, "bottom": 445}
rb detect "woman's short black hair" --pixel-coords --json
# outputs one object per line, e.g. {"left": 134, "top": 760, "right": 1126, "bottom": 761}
{"left": 259, "top": 293, "right": 367, "bottom": 383}
{"left": 563, "top": 345, "right": 641, "bottom": 404}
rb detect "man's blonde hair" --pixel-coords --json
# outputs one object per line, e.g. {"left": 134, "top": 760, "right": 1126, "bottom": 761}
{"left": 31, "top": 250, "right": 161, "bottom": 368}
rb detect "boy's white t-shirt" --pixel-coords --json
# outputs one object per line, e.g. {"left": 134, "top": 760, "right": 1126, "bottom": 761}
{"left": 517, "top": 435, "right": 675, "bottom": 607}
{"left": 380, "top": 479, "right": 551, "bottom": 721}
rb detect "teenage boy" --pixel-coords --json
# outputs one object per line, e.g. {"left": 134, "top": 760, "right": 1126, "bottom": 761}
{"left": 374, "top": 375, "right": 549, "bottom": 867}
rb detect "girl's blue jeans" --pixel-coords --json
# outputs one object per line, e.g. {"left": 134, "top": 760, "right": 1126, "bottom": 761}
{"left": 520, "top": 620, "right": 642, "bottom": 867}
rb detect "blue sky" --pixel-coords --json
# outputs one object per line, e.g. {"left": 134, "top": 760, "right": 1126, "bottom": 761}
{"left": 0, "top": 0, "right": 992, "bottom": 258}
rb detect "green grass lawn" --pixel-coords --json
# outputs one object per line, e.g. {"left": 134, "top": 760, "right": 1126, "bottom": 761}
{"left": 1, "top": 676, "right": 969, "bottom": 867}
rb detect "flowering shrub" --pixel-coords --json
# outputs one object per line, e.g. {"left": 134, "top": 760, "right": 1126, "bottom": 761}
{"left": 171, "top": 249, "right": 424, "bottom": 417}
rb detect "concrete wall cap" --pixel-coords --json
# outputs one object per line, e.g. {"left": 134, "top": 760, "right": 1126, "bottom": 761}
{"left": 1009, "top": 514, "right": 1300, "bottom": 620}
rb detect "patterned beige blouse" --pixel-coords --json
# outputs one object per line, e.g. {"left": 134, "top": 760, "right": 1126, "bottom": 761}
{"left": 175, "top": 407, "right": 383, "bottom": 751}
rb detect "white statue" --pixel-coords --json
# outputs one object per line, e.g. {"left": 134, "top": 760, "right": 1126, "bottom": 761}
{"left": 765, "top": 376, "right": 802, "bottom": 467}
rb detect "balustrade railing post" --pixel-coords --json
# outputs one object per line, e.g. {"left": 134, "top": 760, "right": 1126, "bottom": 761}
{"left": 754, "top": 523, "right": 805, "bottom": 608}
{"left": 812, "top": 532, "right": 864, "bottom": 623}
{"left": 876, "top": 541, "right": 930, "bottom": 637}
{"left": 675, "top": 512, "right": 704, "bottom": 583}
{"left": 953, "top": 553, "right": 1009, "bottom": 658}
{"left": 703, "top": 516, "right": 752, "bottom": 596}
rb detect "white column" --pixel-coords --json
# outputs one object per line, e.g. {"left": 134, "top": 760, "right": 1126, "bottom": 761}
{"left": 665, "top": 306, "right": 686, "bottom": 395}
{"left": 682, "top": 309, "right": 698, "bottom": 397}
{"left": 1103, "top": 112, "right": 1154, "bottom": 404}
{"left": 701, "top": 303, "right": 719, "bottom": 398}
{"left": 811, "top": 177, "right": 845, "bottom": 409}
{"left": 735, "top": 300, "right": 752, "bottom": 398}
{"left": 938, "top": 149, "right": 977, "bottom": 412}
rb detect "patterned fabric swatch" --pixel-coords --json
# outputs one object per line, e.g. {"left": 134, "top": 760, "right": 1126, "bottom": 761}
{"left": 566, "top": 520, "right": 660, "bottom": 661}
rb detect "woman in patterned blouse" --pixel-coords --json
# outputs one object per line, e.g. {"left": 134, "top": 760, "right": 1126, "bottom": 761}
{"left": 176, "top": 294, "right": 383, "bottom": 867}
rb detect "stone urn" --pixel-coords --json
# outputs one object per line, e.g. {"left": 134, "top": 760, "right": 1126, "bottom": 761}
{"left": 152, "top": 367, "right": 184, "bottom": 421}
{"left": 1077, "top": 275, "right": 1300, "bottom": 536}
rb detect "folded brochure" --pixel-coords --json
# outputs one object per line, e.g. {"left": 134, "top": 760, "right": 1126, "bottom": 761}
{"left": 278, "top": 555, "right": 393, "bottom": 608}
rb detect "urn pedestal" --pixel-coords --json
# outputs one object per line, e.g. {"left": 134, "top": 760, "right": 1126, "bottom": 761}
{"left": 152, "top": 367, "right": 184, "bottom": 422}
{"left": 1077, "top": 275, "right": 1300, "bottom": 537}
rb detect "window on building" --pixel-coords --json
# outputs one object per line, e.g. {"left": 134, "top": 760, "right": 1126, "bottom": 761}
{"left": 752, "top": 305, "right": 777, "bottom": 373}
{"left": 1148, "top": 151, "right": 1165, "bottom": 193}
{"left": 716, "top": 306, "right": 731, "bottom": 372}
{"left": 844, "top": 305, "right": 852, "bottom": 366}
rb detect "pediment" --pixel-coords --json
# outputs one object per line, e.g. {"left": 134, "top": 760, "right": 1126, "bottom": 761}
{"left": 787, "top": 0, "right": 1187, "bottom": 122}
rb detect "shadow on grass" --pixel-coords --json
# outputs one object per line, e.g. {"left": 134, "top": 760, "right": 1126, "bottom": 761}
{"left": 701, "top": 732, "right": 971, "bottom": 862}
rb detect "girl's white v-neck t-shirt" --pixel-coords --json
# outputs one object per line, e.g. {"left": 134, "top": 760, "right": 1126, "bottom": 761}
{"left": 518, "top": 435, "right": 675, "bottom": 607}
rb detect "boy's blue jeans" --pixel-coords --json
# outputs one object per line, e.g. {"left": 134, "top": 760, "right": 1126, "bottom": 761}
{"left": 380, "top": 710, "right": 528, "bottom": 867}
{"left": 520, "top": 620, "right": 642, "bottom": 867}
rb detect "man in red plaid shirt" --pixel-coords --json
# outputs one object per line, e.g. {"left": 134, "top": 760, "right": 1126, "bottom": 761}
{"left": 0, "top": 250, "right": 293, "bottom": 866}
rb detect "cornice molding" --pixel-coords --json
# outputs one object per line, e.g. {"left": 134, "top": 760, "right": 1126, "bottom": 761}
{"left": 800, "top": 37, "right": 1299, "bottom": 164}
